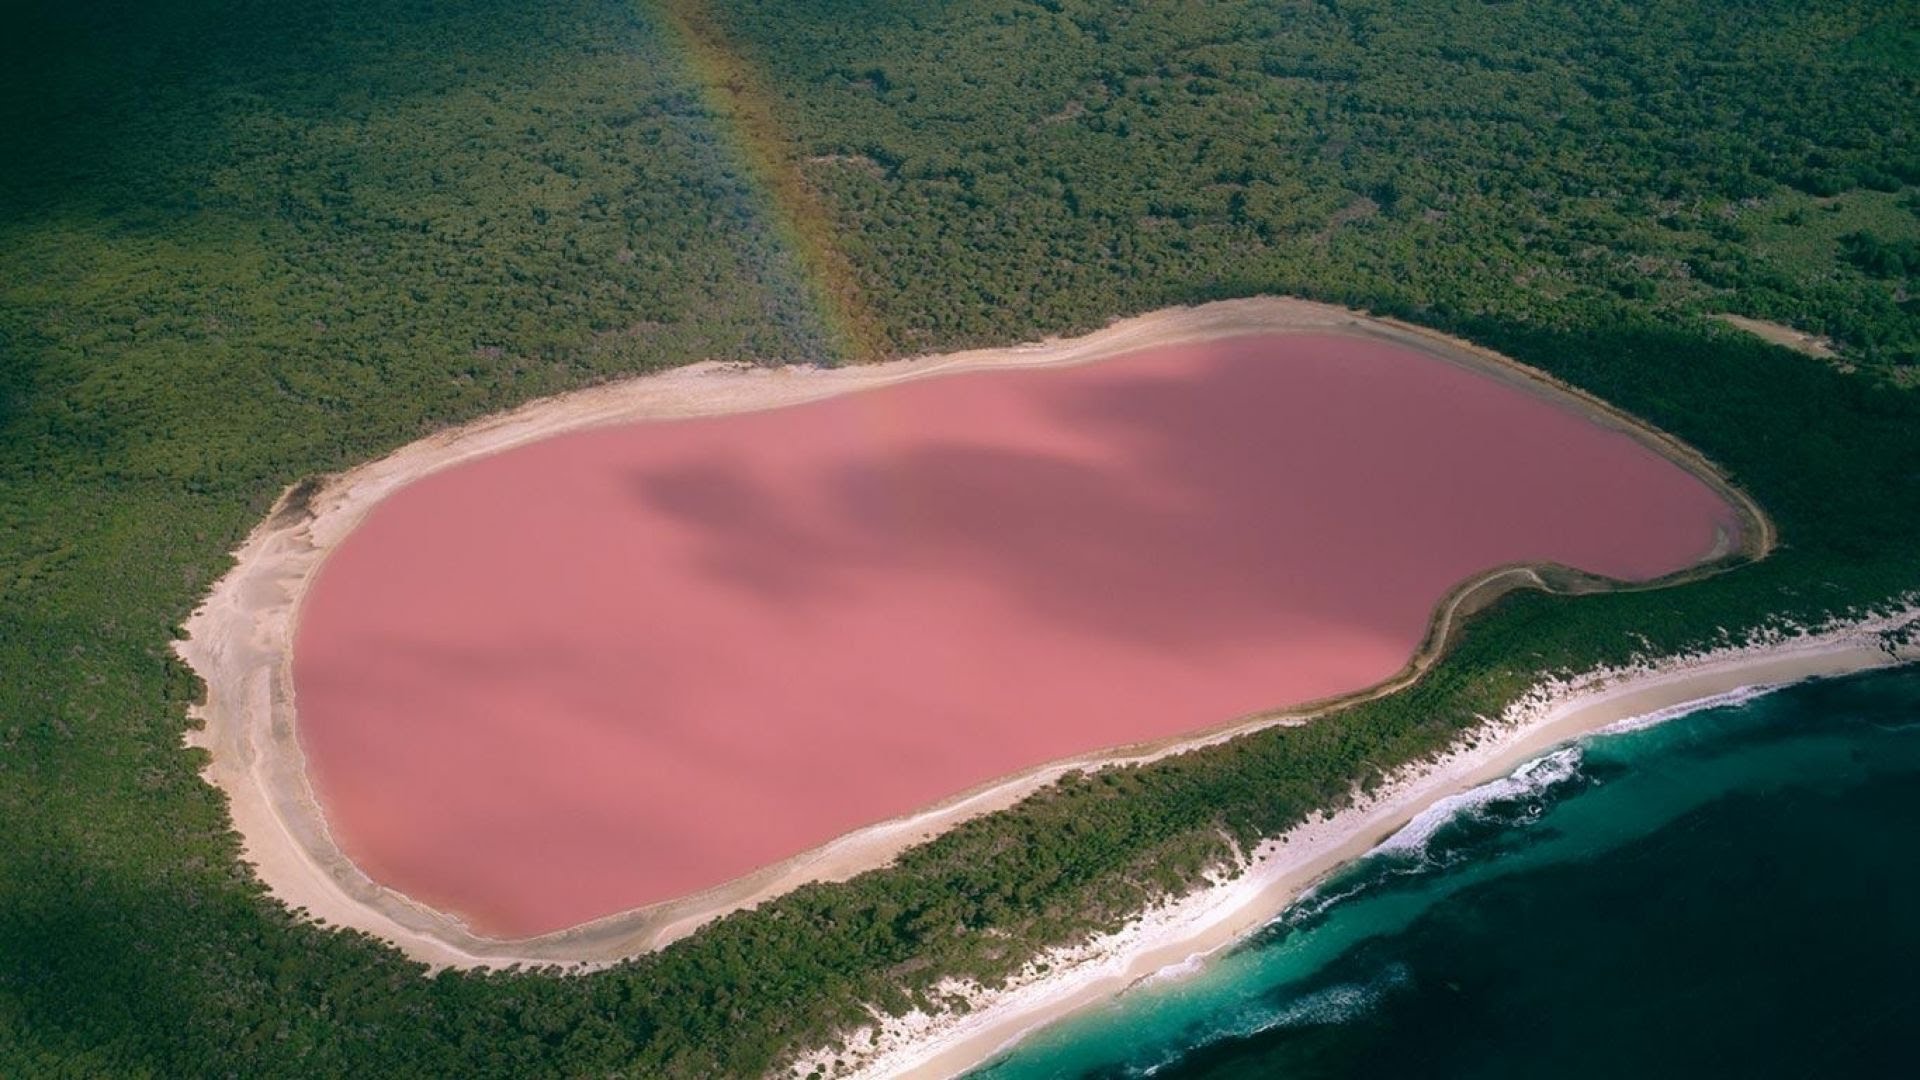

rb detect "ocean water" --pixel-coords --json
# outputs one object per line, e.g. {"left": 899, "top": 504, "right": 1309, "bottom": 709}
{"left": 971, "top": 665, "right": 1920, "bottom": 1080}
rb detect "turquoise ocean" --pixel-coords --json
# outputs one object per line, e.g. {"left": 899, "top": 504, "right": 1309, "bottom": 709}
{"left": 972, "top": 664, "right": 1920, "bottom": 1079}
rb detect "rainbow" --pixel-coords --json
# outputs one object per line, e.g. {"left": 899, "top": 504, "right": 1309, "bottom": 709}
{"left": 656, "top": 0, "right": 890, "bottom": 363}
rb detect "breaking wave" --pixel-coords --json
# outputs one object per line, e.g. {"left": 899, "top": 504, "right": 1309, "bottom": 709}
{"left": 1374, "top": 745, "right": 1586, "bottom": 860}
{"left": 1598, "top": 684, "right": 1774, "bottom": 735}
{"left": 1125, "top": 965, "right": 1412, "bottom": 1077}
{"left": 1282, "top": 745, "right": 1588, "bottom": 927}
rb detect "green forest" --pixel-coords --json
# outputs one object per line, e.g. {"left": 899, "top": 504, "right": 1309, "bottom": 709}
{"left": 2, "top": 0, "right": 1917, "bottom": 1075}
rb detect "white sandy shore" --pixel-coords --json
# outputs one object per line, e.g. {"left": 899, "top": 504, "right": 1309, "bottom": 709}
{"left": 174, "top": 296, "right": 1769, "bottom": 970}
{"left": 789, "top": 606, "right": 1919, "bottom": 1080}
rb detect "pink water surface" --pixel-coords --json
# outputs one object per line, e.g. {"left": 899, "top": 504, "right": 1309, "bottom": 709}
{"left": 294, "top": 334, "right": 1741, "bottom": 937}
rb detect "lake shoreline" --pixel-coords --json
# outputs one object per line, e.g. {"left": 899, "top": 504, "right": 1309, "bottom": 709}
{"left": 173, "top": 296, "right": 1769, "bottom": 969}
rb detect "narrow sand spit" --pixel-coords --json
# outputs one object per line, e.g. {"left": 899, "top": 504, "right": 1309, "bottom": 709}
{"left": 790, "top": 608, "right": 1920, "bottom": 1080}
{"left": 176, "top": 297, "right": 1769, "bottom": 969}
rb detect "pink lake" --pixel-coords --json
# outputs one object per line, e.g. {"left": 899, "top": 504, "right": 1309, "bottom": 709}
{"left": 293, "top": 333, "right": 1741, "bottom": 937}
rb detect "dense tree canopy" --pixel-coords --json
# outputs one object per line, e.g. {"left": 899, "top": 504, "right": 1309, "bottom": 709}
{"left": 1, "top": 0, "right": 1916, "bottom": 1075}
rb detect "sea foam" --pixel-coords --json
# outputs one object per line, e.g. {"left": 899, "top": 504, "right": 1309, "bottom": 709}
{"left": 1374, "top": 745, "right": 1585, "bottom": 861}
{"left": 1596, "top": 684, "right": 1772, "bottom": 736}
{"left": 1261, "top": 962, "right": 1412, "bottom": 1029}
{"left": 1128, "top": 964, "right": 1413, "bottom": 1077}
{"left": 1283, "top": 746, "right": 1586, "bottom": 925}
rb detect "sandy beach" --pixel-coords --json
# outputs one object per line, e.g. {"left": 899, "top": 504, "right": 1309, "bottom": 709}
{"left": 175, "top": 296, "right": 1770, "bottom": 969}
{"left": 791, "top": 607, "right": 1919, "bottom": 1079}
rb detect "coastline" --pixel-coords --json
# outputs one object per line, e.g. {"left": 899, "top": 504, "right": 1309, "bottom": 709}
{"left": 174, "top": 296, "right": 1769, "bottom": 969}
{"left": 790, "top": 607, "right": 1920, "bottom": 1080}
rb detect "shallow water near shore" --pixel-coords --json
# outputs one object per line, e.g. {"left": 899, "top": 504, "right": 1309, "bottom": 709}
{"left": 970, "top": 664, "right": 1920, "bottom": 1079}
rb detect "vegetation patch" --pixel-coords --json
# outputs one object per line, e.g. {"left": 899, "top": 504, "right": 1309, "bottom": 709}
{"left": 1, "top": 0, "right": 1916, "bottom": 1076}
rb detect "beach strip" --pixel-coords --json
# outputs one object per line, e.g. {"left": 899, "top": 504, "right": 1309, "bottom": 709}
{"left": 793, "top": 609, "right": 1919, "bottom": 1079}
